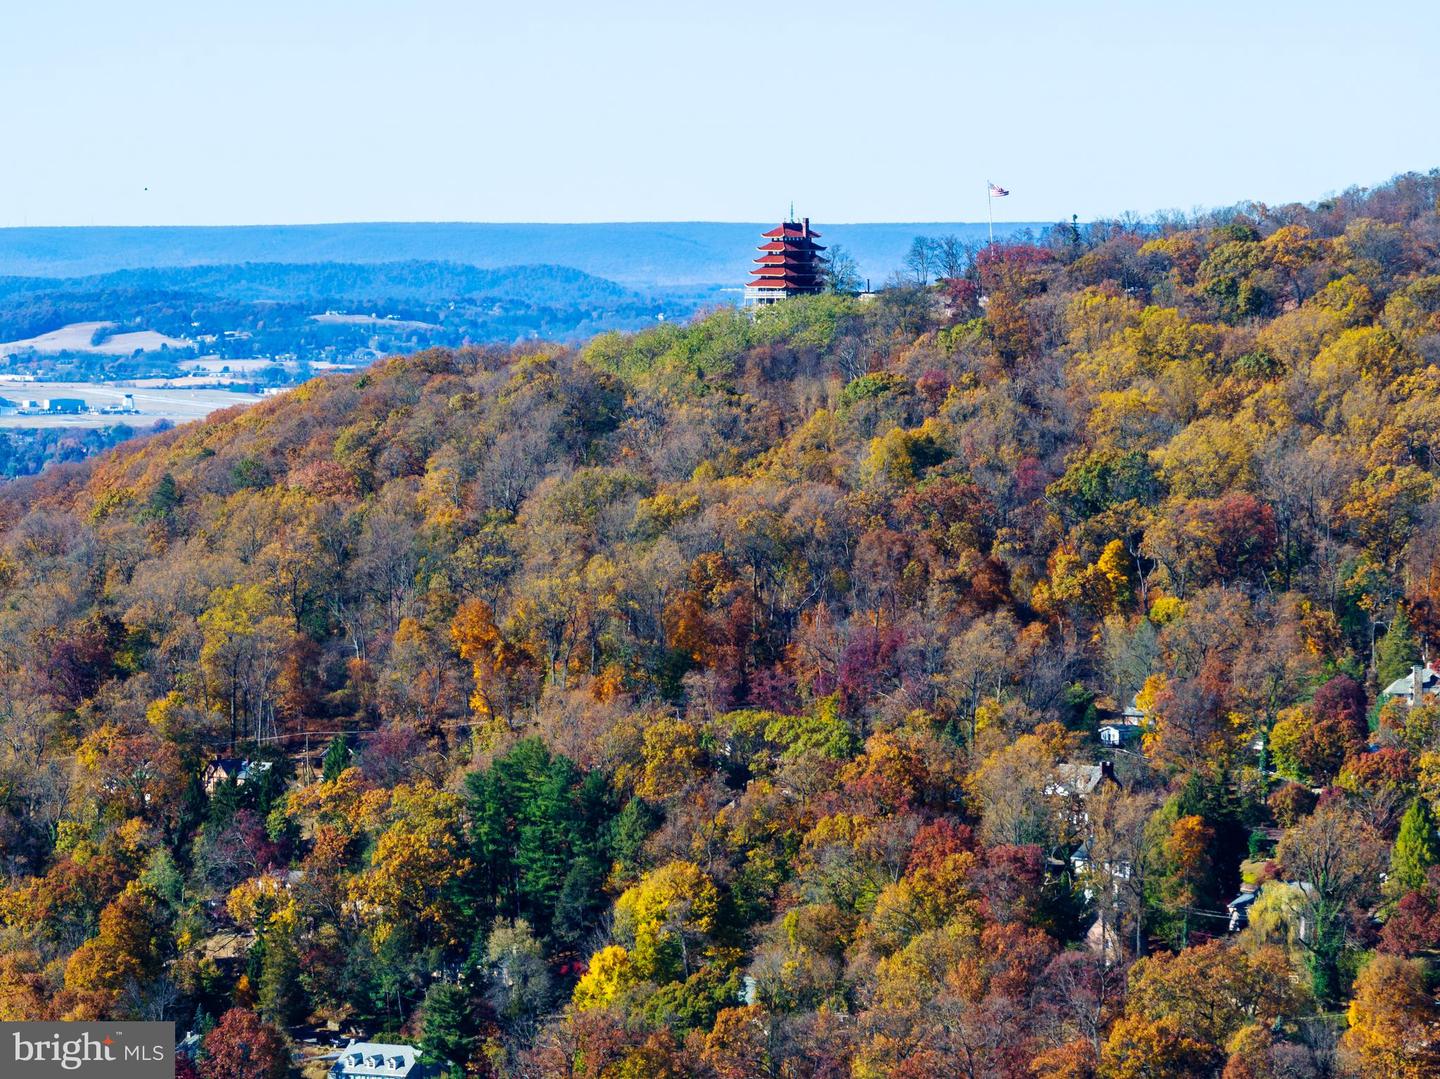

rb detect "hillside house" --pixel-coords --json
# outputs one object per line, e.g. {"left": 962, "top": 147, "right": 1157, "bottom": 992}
{"left": 1047, "top": 761, "right": 1118, "bottom": 831}
{"left": 329, "top": 1042, "right": 435, "bottom": 1079}
{"left": 1047, "top": 761, "right": 1118, "bottom": 798}
{"left": 1226, "top": 881, "right": 1316, "bottom": 942}
{"left": 1098, "top": 724, "right": 1140, "bottom": 748}
{"left": 1226, "top": 889, "right": 1258, "bottom": 932}
{"left": 1095, "top": 693, "right": 1145, "bottom": 748}
{"left": 1070, "top": 840, "right": 1133, "bottom": 901}
{"left": 1381, "top": 662, "right": 1439, "bottom": 708}
{"left": 202, "top": 757, "right": 273, "bottom": 794}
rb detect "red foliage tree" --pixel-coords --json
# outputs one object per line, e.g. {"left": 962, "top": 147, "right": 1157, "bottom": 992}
{"left": 1267, "top": 782, "right": 1317, "bottom": 827}
{"left": 1311, "top": 674, "right": 1367, "bottom": 737}
{"left": 1379, "top": 889, "right": 1440, "bottom": 955}
{"left": 974, "top": 844, "right": 1049, "bottom": 927}
{"left": 906, "top": 818, "right": 978, "bottom": 873}
{"left": 199, "top": 1007, "right": 289, "bottom": 1079}
{"left": 1195, "top": 492, "right": 1278, "bottom": 582}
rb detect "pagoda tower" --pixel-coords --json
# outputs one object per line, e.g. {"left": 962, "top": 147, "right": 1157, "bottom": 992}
{"left": 744, "top": 216, "right": 827, "bottom": 305}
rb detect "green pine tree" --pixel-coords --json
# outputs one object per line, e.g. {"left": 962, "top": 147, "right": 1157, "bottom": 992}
{"left": 1376, "top": 608, "right": 1421, "bottom": 690}
{"left": 321, "top": 734, "right": 352, "bottom": 781}
{"left": 144, "top": 472, "right": 181, "bottom": 521}
{"left": 420, "top": 981, "right": 476, "bottom": 1076}
{"left": 1390, "top": 797, "right": 1440, "bottom": 897}
{"left": 257, "top": 932, "right": 304, "bottom": 1027}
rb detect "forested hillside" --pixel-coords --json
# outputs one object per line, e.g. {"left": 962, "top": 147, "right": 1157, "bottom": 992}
{"left": 0, "top": 261, "right": 705, "bottom": 379}
{"left": 4, "top": 173, "right": 1440, "bottom": 1077}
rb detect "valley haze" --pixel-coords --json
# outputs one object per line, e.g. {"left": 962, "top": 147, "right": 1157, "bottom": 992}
{"left": 0, "top": 220, "right": 1040, "bottom": 289}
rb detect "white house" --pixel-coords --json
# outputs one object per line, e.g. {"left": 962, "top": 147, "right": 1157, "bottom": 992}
{"left": 329, "top": 1042, "right": 434, "bottom": 1079}
{"left": 1047, "top": 762, "right": 1119, "bottom": 832}
{"left": 1226, "top": 889, "right": 1257, "bottom": 932}
{"left": 1098, "top": 724, "right": 1140, "bottom": 748}
{"left": 1070, "top": 839, "right": 1133, "bottom": 901}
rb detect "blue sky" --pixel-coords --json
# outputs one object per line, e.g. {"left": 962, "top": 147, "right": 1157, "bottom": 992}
{"left": 3, "top": 0, "right": 1437, "bottom": 226}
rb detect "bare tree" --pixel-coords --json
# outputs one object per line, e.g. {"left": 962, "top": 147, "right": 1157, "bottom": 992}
{"left": 904, "top": 236, "right": 938, "bottom": 286}
{"left": 934, "top": 234, "right": 968, "bottom": 280}
{"left": 1039, "top": 950, "right": 1125, "bottom": 1058}
{"left": 1085, "top": 785, "right": 1164, "bottom": 959}
{"left": 823, "top": 244, "right": 862, "bottom": 294}
{"left": 832, "top": 335, "right": 867, "bottom": 382}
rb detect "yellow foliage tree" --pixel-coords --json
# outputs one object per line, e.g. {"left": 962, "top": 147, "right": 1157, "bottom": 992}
{"left": 611, "top": 860, "right": 719, "bottom": 983}
{"left": 571, "top": 944, "right": 640, "bottom": 1010}
{"left": 1340, "top": 954, "right": 1440, "bottom": 1078}
{"left": 347, "top": 781, "right": 472, "bottom": 946}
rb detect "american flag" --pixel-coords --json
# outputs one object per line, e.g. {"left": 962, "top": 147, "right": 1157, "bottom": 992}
{"left": 988, "top": 183, "right": 1010, "bottom": 198}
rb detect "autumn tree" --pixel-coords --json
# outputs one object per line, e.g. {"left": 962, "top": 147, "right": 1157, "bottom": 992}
{"left": 1099, "top": 1015, "right": 1219, "bottom": 1079}
{"left": 198, "top": 583, "right": 291, "bottom": 747}
{"left": 1124, "top": 940, "right": 1305, "bottom": 1051}
{"left": 348, "top": 781, "right": 473, "bottom": 948}
{"left": 62, "top": 881, "right": 168, "bottom": 1012}
{"left": 451, "top": 597, "right": 539, "bottom": 737}
{"left": 1340, "top": 954, "right": 1440, "bottom": 1078}
{"left": 199, "top": 1007, "right": 289, "bottom": 1079}
{"left": 1274, "top": 802, "right": 1386, "bottom": 1002}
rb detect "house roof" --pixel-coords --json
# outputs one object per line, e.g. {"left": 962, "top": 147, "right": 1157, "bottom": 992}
{"left": 1382, "top": 664, "right": 1439, "bottom": 698}
{"left": 331, "top": 1042, "right": 425, "bottom": 1078}
{"left": 1052, "top": 761, "right": 1117, "bottom": 796}
{"left": 205, "top": 758, "right": 273, "bottom": 780}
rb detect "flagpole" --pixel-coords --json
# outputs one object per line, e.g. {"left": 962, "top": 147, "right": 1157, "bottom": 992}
{"left": 987, "top": 183, "right": 994, "bottom": 246}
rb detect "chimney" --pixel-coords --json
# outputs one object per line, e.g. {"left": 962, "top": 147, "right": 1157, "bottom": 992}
{"left": 1413, "top": 664, "right": 1426, "bottom": 706}
{"left": 803, "top": 217, "right": 810, "bottom": 238}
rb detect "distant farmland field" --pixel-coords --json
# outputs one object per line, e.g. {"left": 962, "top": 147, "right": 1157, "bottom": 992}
{"left": 0, "top": 320, "right": 192, "bottom": 356}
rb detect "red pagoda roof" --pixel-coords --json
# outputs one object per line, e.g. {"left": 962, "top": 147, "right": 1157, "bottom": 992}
{"left": 762, "top": 224, "right": 822, "bottom": 239}
{"left": 758, "top": 239, "right": 824, "bottom": 249}
{"left": 746, "top": 217, "right": 826, "bottom": 299}
{"left": 754, "top": 253, "right": 816, "bottom": 264}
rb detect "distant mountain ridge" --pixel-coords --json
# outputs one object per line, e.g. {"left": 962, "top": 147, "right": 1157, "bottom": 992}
{"left": 0, "top": 221, "right": 1046, "bottom": 288}
{"left": 0, "top": 261, "right": 648, "bottom": 306}
{"left": 0, "top": 260, "right": 717, "bottom": 382}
